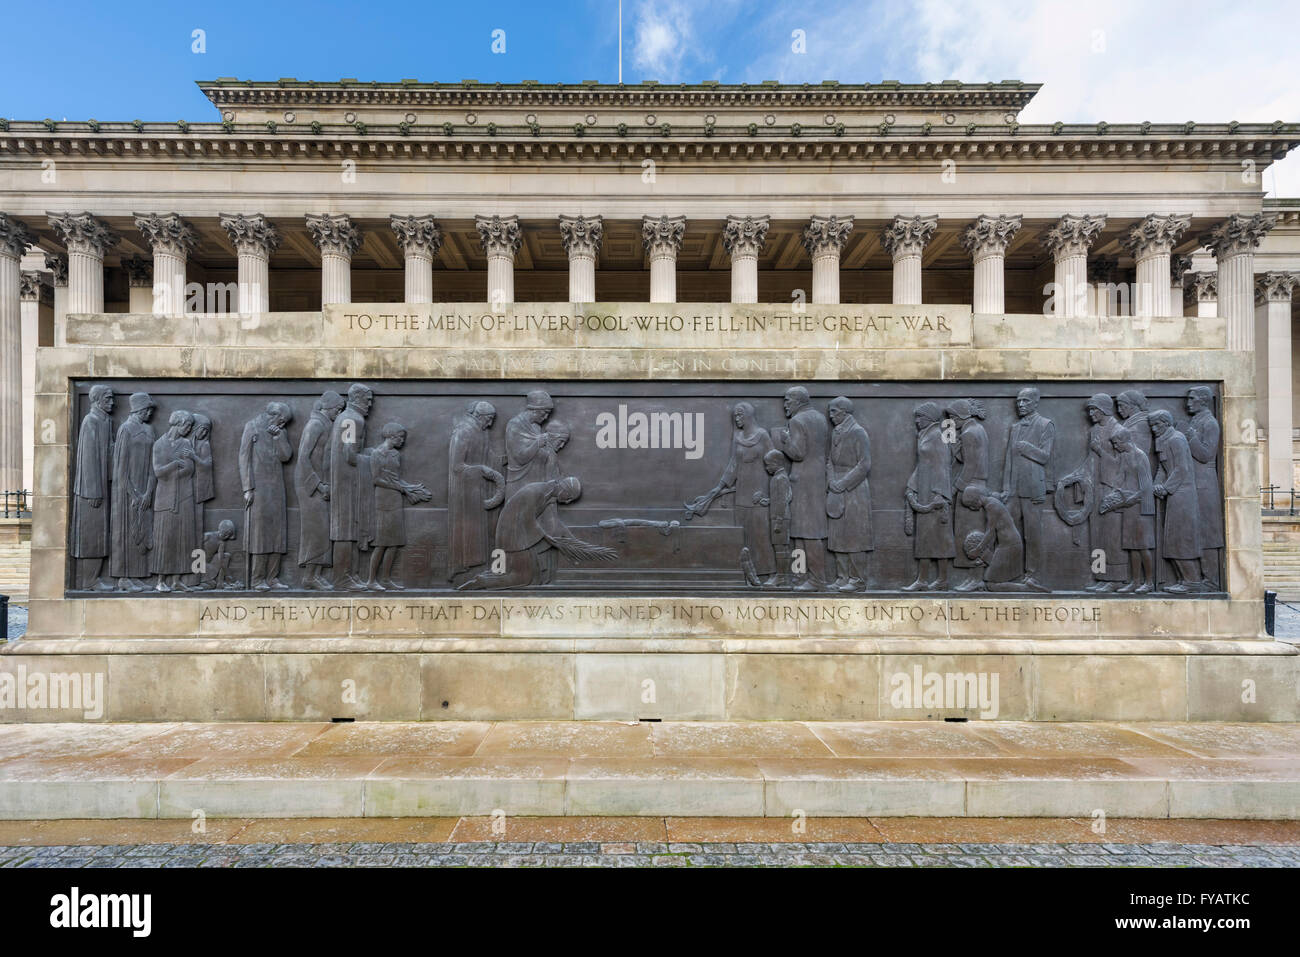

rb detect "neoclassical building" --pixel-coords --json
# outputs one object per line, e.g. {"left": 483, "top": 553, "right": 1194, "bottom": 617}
{"left": 2, "top": 77, "right": 1300, "bottom": 492}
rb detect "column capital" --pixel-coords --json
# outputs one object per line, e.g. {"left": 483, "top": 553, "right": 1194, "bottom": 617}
{"left": 1201, "top": 212, "right": 1276, "bottom": 259}
{"left": 19, "top": 270, "right": 52, "bottom": 304}
{"left": 120, "top": 256, "right": 153, "bottom": 287}
{"left": 305, "top": 213, "right": 362, "bottom": 257}
{"left": 558, "top": 215, "right": 603, "bottom": 258}
{"left": 0, "top": 213, "right": 34, "bottom": 260}
{"left": 880, "top": 214, "right": 938, "bottom": 259}
{"left": 642, "top": 215, "right": 686, "bottom": 257}
{"left": 390, "top": 214, "right": 443, "bottom": 259}
{"left": 1170, "top": 254, "right": 1193, "bottom": 286}
{"left": 47, "top": 212, "right": 118, "bottom": 258}
{"left": 475, "top": 214, "right": 522, "bottom": 257}
{"left": 961, "top": 214, "right": 1022, "bottom": 259}
{"left": 44, "top": 252, "right": 68, "bottom": 287}
{"left": 1184, "top": 270, "right": 1217, "bottom": 304}
{"left": 1121, "top": 214, "right": 1190, "bottom": 260}
{"left": 802, "top": 215, "right": 854, "bottom": 257}
{"left": 220, "top": 213, "right": 282, "bottom": 257}
{"left": 1256, "top": 271, "right": 1300, "bottom": 304}
{"left": 134, "top": 213, "right": 198, "bottom": 257}
{"left": 723, "top": 215, "right": 770, "bottom": 257}
{"left": 1041, "top": 214, "right": 1105, "bottom": 258}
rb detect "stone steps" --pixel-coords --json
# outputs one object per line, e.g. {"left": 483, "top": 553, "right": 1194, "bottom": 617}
{"left": 0, "top": 720, "right": 1296, "bottom": 820}
{"left": 1263, "top": 542, "right": 1300, "bottom": 598}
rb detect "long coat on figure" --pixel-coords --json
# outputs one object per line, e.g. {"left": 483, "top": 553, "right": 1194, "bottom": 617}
{"left": 447, "top": 413, "right": 499, "bottom": 578}
{"left": 951, "top": 417, "right": 988, "bottom": 568}
{"left": 907, "top": 421, "right": 956, "bottom": 559}
{"left": 1154, "top": 428, "right": 1203, "bottom": 560}
{"left": 240, "top": 412, "right": 293, "bottom": 555}
{"left": 1185, "top": 408, "right": 1223, "bottom": 549}
{"left": 149, "top": 432, "right": 197, "bottom": 576}
{"left": 774, "top": 406, "right": 829, "bottom": 541}
{"left": 295, "top": 408, "right": 333, "bottom": 567}
{"left": 330, "top": 406, "right": 369, "bottom": 544}
{"left": 71, "top": 404, "right": 112, "bottom": 559}
{"left": 827, "top": 415, "right": 872, "bottom": 553}
{"left": 109, "top": 418, "right": 156, "bottom": 579}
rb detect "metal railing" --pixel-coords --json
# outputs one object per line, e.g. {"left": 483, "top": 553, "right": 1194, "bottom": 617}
{"left": 0, "top": 490, "right": 29, "bottom": 519}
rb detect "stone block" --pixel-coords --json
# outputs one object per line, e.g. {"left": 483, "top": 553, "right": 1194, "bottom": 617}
{"left": 106, "top": 654, "right": 266, "bottom": 721}
{"left": 564, "top": 758, "right": 765, "bottom": 816}
{"left": 574, "top": 653, "right": 725, "bottom": 720}
{"left": 420, "top": 653, "right": 575, "bottom": 720}
{"left": 1187, "top": 654, "right": 1300, "bottom": 721}
{"left": 1035, "top": 654, "right": 1187, "bottom": 721}
{"left": 725, "top": 654, "right": 879, "bottom": 720}
{"left": 263, "top": 653, "right": 422, "bottom": 720}
{"left": 877, "top": 654, "right": 1032, "bottom": 720}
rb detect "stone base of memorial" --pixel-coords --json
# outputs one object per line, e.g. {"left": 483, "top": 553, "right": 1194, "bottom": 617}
{"left": 3, "top": 303, "right": 1293, "bottom": 722}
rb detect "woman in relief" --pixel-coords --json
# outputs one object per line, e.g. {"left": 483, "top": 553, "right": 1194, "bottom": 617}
{"left": 150, "top": 409, "right": 198, "bottom": 592}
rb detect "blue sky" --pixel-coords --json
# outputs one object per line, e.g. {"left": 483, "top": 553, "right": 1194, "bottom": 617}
{"left": 4, "top": 0, "right": 1298, "bottom": 192}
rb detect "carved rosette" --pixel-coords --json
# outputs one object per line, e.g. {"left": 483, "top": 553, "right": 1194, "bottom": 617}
{"left": 305, "top": 213, "right": 362, "bottom": 257}
{"left": 802, "top": 215, "right": 854, "bottom": 258}
{"left": 0, "top": 213, "right": 34, "bottom": 261}
{"left": 220, "top": 213, "right": 282, "bottom": 258}
{"left": 880, "top": 215, "right": 938, "bottom": 260}
{"left": 558, "top": 215, "right": 604, "bottom": 260}
{"left": 1170, "top": 254, "right": 1192, "bottom": 286}
{"left": 722, "top": 215, "right": 770, "bottom": 258}
{"left": 19, "top": 270, "right": 52, "bottom": 304}
{"left": 48, "top": 212, "right": 118, "bottom": 258}
{"left": 641, "top": 215, "right": 686, "bottom": 259}
{"left": 1200, "top": 212, "right": 1277, "bottom": 259}
{"left": 1041, "top": 214, "right": 1105, "bottom": 259}
{"left": 1184, "top": 271, "right": 1217, "bottom": 304}
{"left": 44, "top": 252, "right": 68, "bottom": 287}
{"left": 960, "top": 214, "right": 1022, "bottom": 260}
{"left": 133, "top": 213, "right": 198, "bottom": 258}
{"left": 1256, "top": 271, "right": 1300, "bottom": 304}
{"left": 390, "top": 215, "right": 443, "bottom": 260}
{"left": 1121, "top": 214, "right": 1190, "bottom": 260}
{"left": 475, "top": 215, "right": 522, "bottom": 257}
{"left": 1087, "top": 256, "right": 1118, "bottom": 284}
{"left": 120, "top": 256, "right": 153, "bottom": 287}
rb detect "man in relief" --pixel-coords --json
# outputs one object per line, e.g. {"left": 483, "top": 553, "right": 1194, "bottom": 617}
{"left": 330, "top": 383, "right": 374, "bottom": 590}
{"left": 505, "top": 390, "right": 557, "bottom": 500}
{"left": 904, "top": 402, "right": 955, "bottom": 590}
{"left": 1059, "top": 394, "right": 1127, "bottom": 591}
{"left": 998, "top": 387, "right": 1055, "bottom": 589}
{"left": 366, "top": 422, "right": 432, "bottom": 590}
{"left": 71, "top": 385, "right": 114, "bottom": 590}
{"left": 297, "top": 391, "right": 344, "bottom": 590}
{"left": 772, "top": 386, "right": 829, "bottom": 591}
{"left": 191, "top": 413, "right": 215, "bottom": 540}
{"left": 1115, "top": 390, "right": 1154, "bottom": 473}
{"left": 947, "top": 399, "right": 989, "bottom": 591}
{"left": 825, "top": 396, "right": 872, "bottom": 592}
{"left": 150, "top": 409, "right": 198, "bottom": 592}
{"left": 240, "top": 401, "right": 294, "bottom": 591}
{"left": 110, "top": 392, "right": 157, "bottom": 591}
{"left": 447, "top": 400, "right": 505, "bottom": 583}
{"left": 1152, "top": 409, "right": 1205, "bottom": 592}
{"left": 1184, "top": 386, "right": 1223, "bottom": 587}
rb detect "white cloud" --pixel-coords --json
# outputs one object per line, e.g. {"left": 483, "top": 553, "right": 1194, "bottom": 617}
{"left": 630, "top": 0, "right": 694, "bottom": 80}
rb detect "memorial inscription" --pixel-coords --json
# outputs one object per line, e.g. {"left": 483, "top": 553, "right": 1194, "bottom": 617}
{"left": 68, "top": 379, "right": 1225, "bottom": 597}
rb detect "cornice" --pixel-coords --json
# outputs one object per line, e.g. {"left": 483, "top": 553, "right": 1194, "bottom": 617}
{"left": 1, "top": 124, "right": 1295, "bottom": 168}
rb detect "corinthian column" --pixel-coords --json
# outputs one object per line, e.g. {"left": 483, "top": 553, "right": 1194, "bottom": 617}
{"left": 880, "top": 215, "right": 937, "bottom": 306}
{"left": 1042, "top": 214, "right": 1105, "bottom": 317}
{"left": 134, "top": 213, "right": 197, "bottom": 314}
{"left": 48, "top": 212, "right": 117, "bottom": 315}
{"left": 19, "top": 271, "right": 50, "bottom": 491}
{"left": 559, "top": 215, "right": 603, "bottom": 304}
{"left": 220, "top": 213, "right": 281, "bottom": 313}
{"left": 1185, "top": 271, "right": 1217, "bottom": 318}
{"left": 723, "top": 215, "right": 770, "bottom": 304}
{"left": 475, "top": 215, "right": 521, "bottom": 306}
{"left": 642, "top": 215, "right": 685, "bottom": 303}
{"left": 45, "top": 253, "right": 68, "bottom": 345}
{"left": 1121, "top": 214, "right": 1190, "bottom": 318}
{"left": 306, "top": 214, "right": 361, "bottom": 306}
{"left": 1202, "top": 213, "right": 1276, "bottom": 350}
{"left": 802, "top": 215, "right": 854, "bottom": 305}
{"left": 390, "top": 215, "right": 442, "bottom": 304}
{"left": 1259, "top": 272, "right": 1300, "bottom": 490}
{"left": 962, "top": 215, "right": 1022, "bottom": 314}
{"left": 121, "top": 257, "right": 153, "bottom": 313}
{"left": 0, "top": 214, "right": 33, "bottom": 493}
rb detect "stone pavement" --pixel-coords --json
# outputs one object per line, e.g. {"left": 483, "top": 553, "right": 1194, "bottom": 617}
{"left": 0, "top": 721, "right": 1298, "bottom": 820}
{"left": 1, "top": 816, "right": 1298, "bottom": 868}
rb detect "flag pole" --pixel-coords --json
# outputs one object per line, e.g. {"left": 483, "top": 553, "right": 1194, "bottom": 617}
{"left": 618, "top": 0, "right": 622, "bottom": 83}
